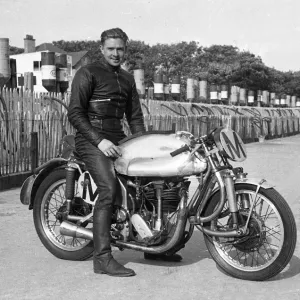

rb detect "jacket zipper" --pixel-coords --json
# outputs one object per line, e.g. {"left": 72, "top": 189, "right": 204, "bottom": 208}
{"left": 90, "top": 99, "right": 111, "bottom": 102}
{"left": 115, "top": 72, "right": 122, "bottom": 117}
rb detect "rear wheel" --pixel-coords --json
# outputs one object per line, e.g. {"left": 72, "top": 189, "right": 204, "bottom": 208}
{"left": 33, "top": 169, "right": 94, "bottom": 260}
{"left": 203, "top": 183, "right": 297, "bottom": 281}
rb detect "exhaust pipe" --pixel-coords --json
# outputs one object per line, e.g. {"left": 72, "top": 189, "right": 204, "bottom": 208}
{"left": 60, "top": 190, "right": 188, "bottom": 255}
{"left": 60, "top": 210, "right": 187, "bottom": 254}
{"left": 60, "top": 221, "right": 93, "bottom": 240}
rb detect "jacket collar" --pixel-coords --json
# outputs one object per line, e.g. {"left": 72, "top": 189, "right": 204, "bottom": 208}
{"left": 98, "top": 56, "right": 121, "bottom": 73}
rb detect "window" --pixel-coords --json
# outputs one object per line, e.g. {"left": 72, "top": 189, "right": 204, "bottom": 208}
{"left": 33, "top": 61, "right": 41, "bottom": 71}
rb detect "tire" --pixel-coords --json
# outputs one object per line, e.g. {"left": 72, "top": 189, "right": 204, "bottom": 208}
{"left": 202, "top": 183, "right": 297, "bottom": 281}
{"left": 33, "top": 168, "right": 94, "bottom": 260}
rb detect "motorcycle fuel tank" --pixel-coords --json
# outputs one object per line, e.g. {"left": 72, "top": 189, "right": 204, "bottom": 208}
{"left": 114, "top": 132, "right": 207, "bottom": 177}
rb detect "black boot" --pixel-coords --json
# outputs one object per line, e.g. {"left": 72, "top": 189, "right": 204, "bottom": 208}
{"left": 144, "top": 252, "right": 183, "bottom": 262}
{"left": 93, "top": 205, "right": 135, "bottom": 277}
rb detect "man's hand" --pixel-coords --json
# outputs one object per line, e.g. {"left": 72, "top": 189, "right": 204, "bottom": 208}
{"left": 98, "top": 139, "right": 122, "bottom": 158}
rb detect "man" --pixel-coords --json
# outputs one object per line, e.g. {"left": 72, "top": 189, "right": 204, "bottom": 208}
{"left": 68, "top": 28, "right": 181, "bottom": 278}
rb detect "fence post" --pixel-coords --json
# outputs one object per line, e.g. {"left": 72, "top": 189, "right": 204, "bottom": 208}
{"left": 230, "top": 86, "right": 238, "bottom": 106}
{"left": 194, "top": 78, "right": 199, "bottom": 102}
{"left": 31, "top": 132, "right": 38, "bottom": 171}
{"left": 291, "top": 95, "right": 296, "bottom": 107}
{"left": 257, "top": 90, "right": 262, "bottom": 107}
{"left": 286, "top": 95, "right": 291, "bottom": 107}
{"left": 274, "top": 94, "right": 280, "bottom": 107}
{"left": 187, "top": 78, "right": 195, "bottom": 103}
{"left": 262, "top": 90, "right": 269, "bottom": 107}
{"left": 248, "top": 90, "right": 255, "bottom": 106}
{"left": 270, "top": 92, "right": 276, "bottom": 107}
{"left": 199, "top": 80, "right": 207, "bottom": 103}
{"left": 171, "top": 75, "right": 181, "bottom": 101}
{"left": 147, "top": 87, "right": 154, "bottom": 100}
{"left": 210, "top": 84, "right": 218, "bottom": 104}
{"left": 134, "top": 65, "right": 145, "bottom": 99}
{"left": 239, "top": 88, "right": 246, "bottom": 106}
{"left": 163, "top": 75, "right": 170, "bottom": 101}
{"left": 154, "top": 73, "right": 164, "bottom": 100}
{"left": 221, "top": 84, "right": 229, "bottom": 105}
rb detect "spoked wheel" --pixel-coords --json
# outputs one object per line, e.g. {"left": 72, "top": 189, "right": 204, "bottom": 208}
{"left": 33, "top": 169, "right": 94, "bottom": 260}
{"left": 203, "top": 183, "right": 297, "bottom": 281}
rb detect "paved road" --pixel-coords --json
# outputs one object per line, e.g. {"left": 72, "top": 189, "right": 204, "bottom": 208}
{"left": 0, "top": 135, "right": 299, "bottom": 300}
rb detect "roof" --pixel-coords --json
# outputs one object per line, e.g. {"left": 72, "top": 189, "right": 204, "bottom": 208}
{"left": 35, "top": 43, "right": 66, "bottom": 54}
{"left": 67, "top": 50, "right": 89, "bottom": 67}
{"left": 13, "top": 43, "right": 89, "bottom": 67}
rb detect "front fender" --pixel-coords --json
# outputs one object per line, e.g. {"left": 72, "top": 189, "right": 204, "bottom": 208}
{"left": 209, "top": 177, "right": 275, "bottom": 199}
{"left": 235, "top": 177, "right": 275, "bottom": 189}
{"left": 20, "top": 158, "right": 68, "bottom": 210}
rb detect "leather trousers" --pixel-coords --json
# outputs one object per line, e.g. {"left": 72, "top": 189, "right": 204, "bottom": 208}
{"left": 75, "top": 132, "right": 123, "bottom": 210}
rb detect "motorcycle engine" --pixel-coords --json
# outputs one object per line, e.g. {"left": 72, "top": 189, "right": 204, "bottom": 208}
{"left": 128, "top": 179, "right": 182, "bottom": 245}
{"left": 143, "top": 184, "right": 181, "bottom": 214}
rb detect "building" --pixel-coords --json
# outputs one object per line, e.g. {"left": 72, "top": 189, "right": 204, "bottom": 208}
{"left": 68, "top": 50, "right": 89, "bottom": 74}
{"left": 9, "top": 35, "right": 89, "bottom": 93}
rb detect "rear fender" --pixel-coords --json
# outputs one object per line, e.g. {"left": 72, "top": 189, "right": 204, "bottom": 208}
{"left": 20, "top": 158, "right": 68, "bottom": 210}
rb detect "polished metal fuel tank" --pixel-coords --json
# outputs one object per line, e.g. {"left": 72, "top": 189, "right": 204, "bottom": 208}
{"left": 114, "top": 132, "right": 207, "bottom": 177}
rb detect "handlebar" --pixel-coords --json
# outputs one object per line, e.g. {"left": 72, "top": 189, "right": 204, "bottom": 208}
{"left": 170, "top": 129, "right": 217, "bottom": 157}
{"left": 170, "top": 144, "right": 190, "bottom": 157}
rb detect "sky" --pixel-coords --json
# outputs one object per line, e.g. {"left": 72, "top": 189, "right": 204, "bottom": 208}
{"left": 1, "top": 0, "right": 300, "bottom": 72}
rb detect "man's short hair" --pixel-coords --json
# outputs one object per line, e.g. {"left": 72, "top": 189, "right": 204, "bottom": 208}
{"left": 100, "top": 28, "right": 129, "bottom": 45}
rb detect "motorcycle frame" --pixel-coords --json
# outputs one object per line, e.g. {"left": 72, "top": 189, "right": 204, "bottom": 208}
{"left": 62, "top": 136, "right": 248, "bottom": 242}
{"left": 64, "top": 145, "right": 245, "bottom": 248}
{"left": 186, "top": 138, "right": 248, "bottom": 237}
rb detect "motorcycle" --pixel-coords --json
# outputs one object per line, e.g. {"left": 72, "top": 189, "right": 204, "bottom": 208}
{"left": 20, "top": 127, "right": 297, "bottom": 281}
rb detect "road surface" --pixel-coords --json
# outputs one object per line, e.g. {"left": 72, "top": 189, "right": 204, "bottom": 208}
{"left": 0, "top": 135, "right": 299, "bottom": 300}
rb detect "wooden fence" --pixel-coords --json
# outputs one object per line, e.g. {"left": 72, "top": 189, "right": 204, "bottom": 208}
{"left": 1, "top": 89, "right": 300, "bottom": 181}
{"left": 0, "top": 89, "right": 71, "bottom": 177}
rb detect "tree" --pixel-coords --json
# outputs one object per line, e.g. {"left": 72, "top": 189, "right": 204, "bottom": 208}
{"left": 230, "top": 51, "right": 270, "bottom": 90}
{"left": 282, "top": 71, "right": 300, "bottom": 96}
{"left": 268, "top": 68, "right": 285, "bottom": 94}
{"left": 47, "top": 38, "right": 300, "bottom": 100}
{"left": 9, "top": 46, "right": 24, "bottom": 55}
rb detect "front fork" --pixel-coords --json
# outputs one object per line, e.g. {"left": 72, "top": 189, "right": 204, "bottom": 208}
{"left": 223, "top": 172, "right": 239, "bottom": 227}
{"left": 223, "top": 168, "right": 269, "bottom": 236}
{"left": 189, "top": 166, "right": 250, "bottom": 237}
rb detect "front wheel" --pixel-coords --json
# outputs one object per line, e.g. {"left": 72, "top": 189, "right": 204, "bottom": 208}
{"left": 203, "top": 183, "right": 297, "bottom": 281}
{"left": 33, "top": 168, "right": 94, "bottom": 260}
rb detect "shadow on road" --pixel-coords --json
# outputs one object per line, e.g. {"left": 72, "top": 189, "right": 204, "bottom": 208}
{"left": 214, "top": 254, "right": 300, "bottom": 281}
{"left": 94, "top": 227, "right": 300, "bottom": 281}
{"left": 88, "top": 230, "right": 212, "bottom": 268}
{"left": 268, "top": 255, "right": 300, "bottom": 281}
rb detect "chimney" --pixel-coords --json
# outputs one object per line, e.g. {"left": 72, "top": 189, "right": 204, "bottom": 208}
{"left": 24, "top": 35, "right": 36, "bottom": 53}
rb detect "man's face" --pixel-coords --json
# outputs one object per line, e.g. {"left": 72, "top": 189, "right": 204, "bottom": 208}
{"left": 101, "top": 38, "right": 126, "bottom": 67}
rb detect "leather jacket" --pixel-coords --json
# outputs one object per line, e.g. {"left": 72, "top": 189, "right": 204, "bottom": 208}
{"left": 68, "top": 58, "right": 145, "bottom": 147}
